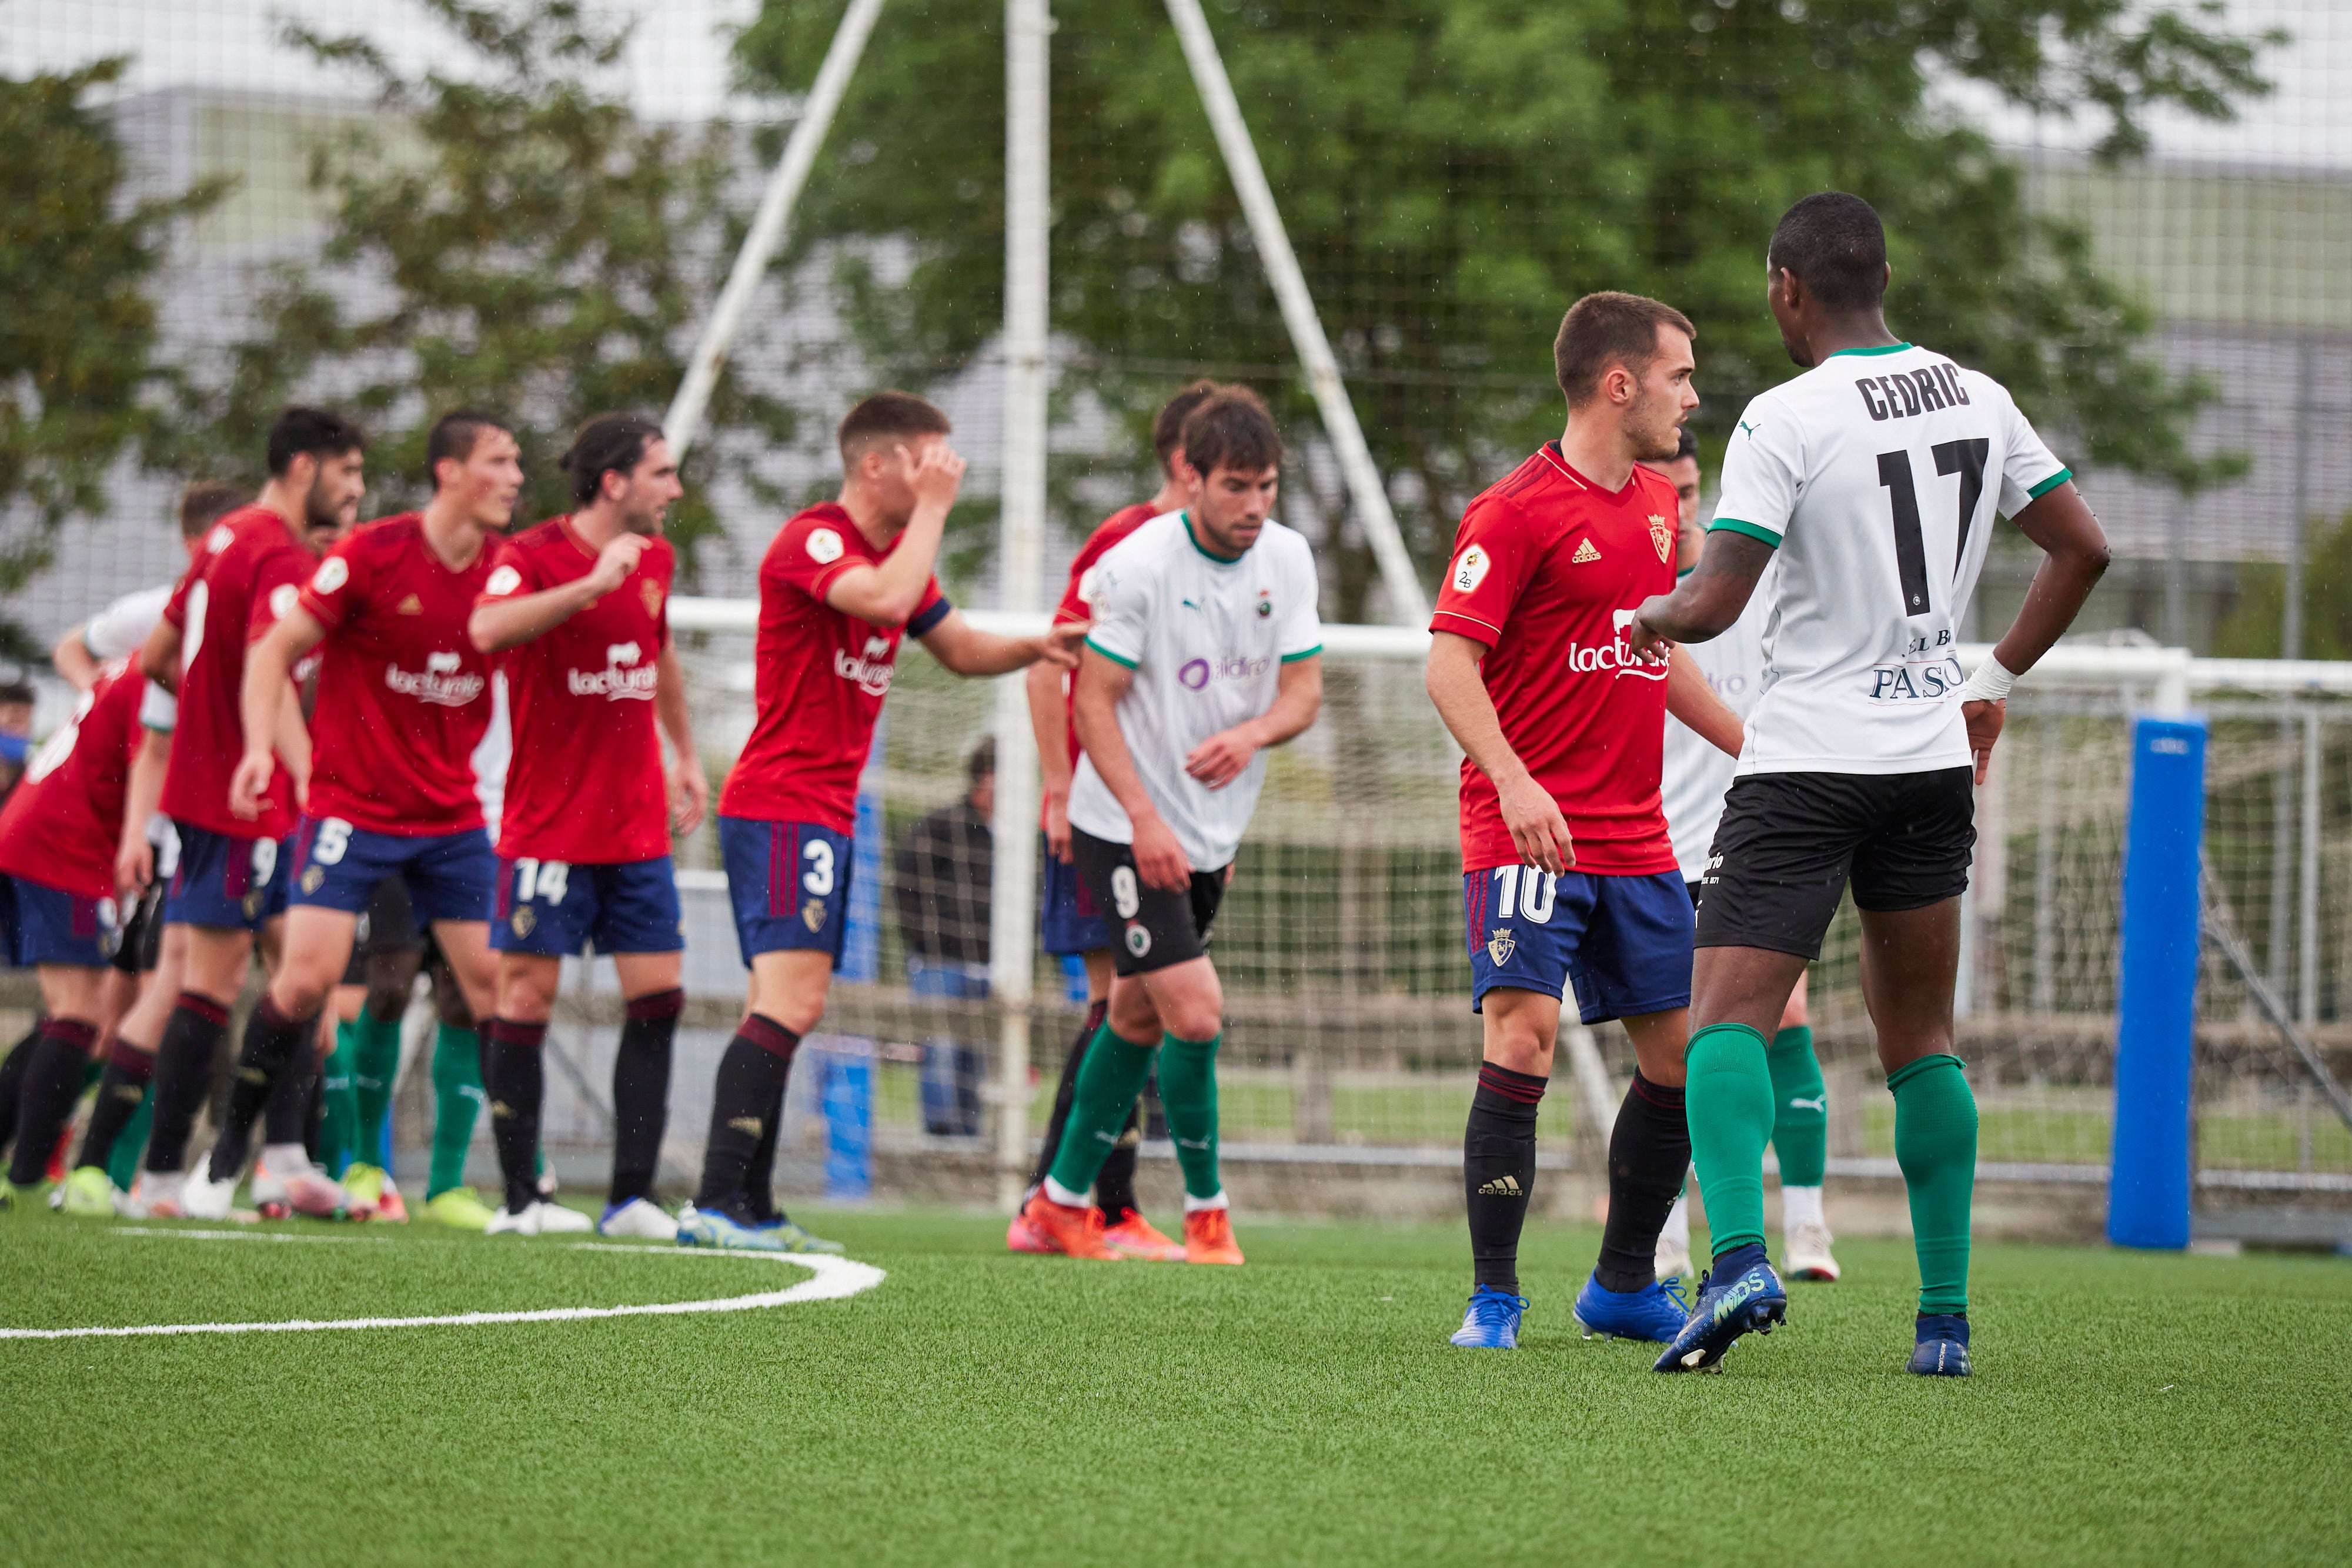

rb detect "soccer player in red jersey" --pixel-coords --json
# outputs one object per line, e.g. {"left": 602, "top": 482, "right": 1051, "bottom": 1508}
{"left": 133, "top": 407, "right": 367, "bottom": 1217}
{"left": 171, "top": 411, "right": 526, "bottom": 1225}
{"left": 0, "top": 662, "right": 144, "bottom": 1208}
{"left": 469, "top": 413, "right": 707, "bottom": 1240}
{"left": 678, "top": 391, "right": 1084, "bottom": 1251}
{"left": 1424, "top": 293, "right": 1744, "bottom": 1350}
{"left": 1008, "top": 380, "right": 1218, "bottom": 1262}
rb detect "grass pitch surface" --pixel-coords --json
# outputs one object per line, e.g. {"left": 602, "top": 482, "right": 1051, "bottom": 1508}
{"left": 3, "top": 1202, "right": 2346, "bottom": 1566}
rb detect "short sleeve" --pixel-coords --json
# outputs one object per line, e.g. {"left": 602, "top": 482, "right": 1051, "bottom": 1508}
{"left": 1054, "top": 554, "right": 1095, "bottom": 626}
{"left": 140, "top": 679, "right": 178, "bottom": 734}
{"left": 906, "top": 579, "right": 951, "bottom": 638}
{"left": 1083, "top": 554, "right": 1150, "bottom": 669}
{"left": 477, "top": 537, "right": 543, "bottom": 607}
{"left": 248, "top": 546, "right": 314, "bottom": 643}
{"left": 84, "top": 585, "right": 172, "bottom": 661}
{"left": 1996, "top": 393, "right": 2070, "bottom": 518}
{"left": 297, "top": 535, "right": 370, "bottom": 630}
{"left": 1278, "top": 537, "right": 1322, "bottom": 662}
{"left": 1429, "top": 494, "right": 1541, "bottom": 648}
{"left": 162, "top": 566, "right": 196, "bottom": 631}
{"left": 649, "top": 540, "right": 676, "bottom": 648}
{"left": 767, "top": 510, "right": 866, "bottom": 609}
{"left": 1709, "top": 394, "right": 1802, "bottom": 549}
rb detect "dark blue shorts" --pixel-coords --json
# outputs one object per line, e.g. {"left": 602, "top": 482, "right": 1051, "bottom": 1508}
{"left": 289, "top": 816, "right": 497, "bottom": 927}
{"left": 1040, "top": 838, "right": 1112, "bottom": 955}
{"left": 3, "top": 875, "right": 116, "bottom": 968}
{"left": 166, "top": 823, "right": 295, "bottom": 932}
{"left": 492, "top": 855, "right": 683, "bottom": 956}
{"left": 1462, "top": 866, "right": 1695, "bottom": 1024}
{"left": 717, "top": 815, "right": 854, "bottom": 967}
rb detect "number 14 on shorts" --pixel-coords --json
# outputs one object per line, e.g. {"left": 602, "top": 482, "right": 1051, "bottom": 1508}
{"left": 513, "top": 857, "right": 571, "bottom": 904}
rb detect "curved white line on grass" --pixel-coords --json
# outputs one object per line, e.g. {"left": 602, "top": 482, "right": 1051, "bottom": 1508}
{"left": 1, "top": 1237, "right": 883, "bottom": 1340}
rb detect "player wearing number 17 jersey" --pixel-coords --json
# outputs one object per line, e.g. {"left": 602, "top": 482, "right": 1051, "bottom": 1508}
{"left": 1631, "top": 193, "right": 2110, "bottom": 1375}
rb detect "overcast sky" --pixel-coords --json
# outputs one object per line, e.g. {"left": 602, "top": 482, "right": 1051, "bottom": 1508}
{"left": 4, "top": 0, "right": 2344, "bottom": 166}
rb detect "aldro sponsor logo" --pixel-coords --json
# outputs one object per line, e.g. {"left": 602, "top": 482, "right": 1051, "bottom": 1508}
{"left": 1177, "top": 652, "right": 1272, "bottom": 691}
{"left": 385, "top": 651, "right": 484, "bottom": 707}
{"left": 834, "top": 634, "right": 897, "bottom": 697}
{"left": 567, "top": 641, "right": 657, "bottom": 700}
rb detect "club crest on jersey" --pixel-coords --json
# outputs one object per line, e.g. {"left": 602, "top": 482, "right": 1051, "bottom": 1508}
{"left": 1452, "top": 545, "right": 1491, "bottom": 593}
{"left": 1255, "top": 590, "right": 1272, "bottom": 618}
{"left": 833, "top": 634, "right": 897, "bottom": 697}
{"left": 1487, "top": 928, "right": 1515, "bottom": 965}
{"left": 312, "top": 556, "right": 349, "bottom": 594}
{"left": 1648, "top": 514, "right": 1673, "bottom": 563}
{"left": 510, "top": 907, "right": 536, "bottom": 938}
{"left": 300, "top": 865, "right": 325, "bottom": 895}
{"left": 806, "top": 527, "right": 845, "bottom": 564}
{"left": 802, "top": 898, "right": 827, "bottom": 933}
{"left": 397, "top": 594, "right": 423, "bottom": 616}
{"left": 640, "top": 579, "right": 664, "bottom": 618}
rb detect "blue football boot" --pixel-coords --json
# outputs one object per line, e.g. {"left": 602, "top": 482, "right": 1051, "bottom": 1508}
{"left": 1448, "top": 1284, "right": 1528, "bottom": 1348}
{"left": 675, "top": 1199, "right": 785, "bottom": 1252}
{"left": 1572, "top": 1271, "right": 1690, "bottom": 1343}
{"left": 1651, "top": 1244, "right": 1787, "bottom": 1373}
{"left": 1907, "top": 1312, "right": 1972, "bottom": 1376}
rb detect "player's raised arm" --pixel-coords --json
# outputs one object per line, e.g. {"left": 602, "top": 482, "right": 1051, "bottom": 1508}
{"left": 917, "top": 608, "right": 1085, "bottom": 677}
{"left": 1630, "top": 528, "right": 1775, "bottom": 652}
{"left": 470, "top": 534, "right": 647, "bottom": 652}
{"left": 229, "top": 604, "right": 326, "bottom": 819}
{"left": 52, "top": 623, "right": 103, "bottom": 692}
{"left": 138, "top": 615, "right": 182, "bottom": 693}
{"left": 1424, "top": 631, "right": 1573, "bottom": 874}
{"left": 823, "top": 439, "right": 963, "bottom": 626}
{"left": 1956, "top": 480, "right": 2110, "bottom": 781}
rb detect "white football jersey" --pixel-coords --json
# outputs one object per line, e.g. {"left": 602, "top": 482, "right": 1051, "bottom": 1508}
{"left": 1661, "top": 556, "right": 1773, "bottom": 878}
{"left": 1067, "top": 510, "right": 1322, "bottom": 870}
{"left": 1710, "top": 342, "right": 2068, "bottom": 775}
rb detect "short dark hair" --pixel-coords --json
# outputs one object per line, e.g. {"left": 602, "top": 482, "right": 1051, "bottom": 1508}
{"left": 1553, "top": 293, "right": 1696, "bottom": 409}
{"left": 426, "top": 410, "right": 514, "bottom": 487}
{"left": 559, "top": 413, "right": 664, "bottom": 508}
{"left": 266, "top": 406, "right": 366, "bottom": 477}
{"left": 1179, "top": 386, "right": 1281, "bottom": 478}
{"left": 177, "top": 479, "right": 250, "bottom": 539}
{"left": 1152, "top": 381, "right": 1221, "bottom": 472}
{"left": 0, "top": 680, "right": 34, "bottom": 708}
{"left": 1767, "top": 192, "right": 1888, "bottom": 311}
{"left": 967, "top": 735, "right": 995, "bottom": 783}
{"left": 1672, "top": 425, "right": 1699, "bottom": 463}
{"left": 838, "top": 391, "right": 952, "bottom": 465}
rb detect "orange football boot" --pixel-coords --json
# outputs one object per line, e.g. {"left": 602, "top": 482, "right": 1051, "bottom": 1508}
{"left": 1005, "top": 1202, "right": 1053, "bottom": 1254}
{"left": 1102, "top": 1207, "right": 1187, "bottom": 1262}
{"left": 1184, "top": 1206, "right": 1244, "bottom": 1265}
{"left": 1018, "top": 1192, "right": 1121, "bottom": 1260}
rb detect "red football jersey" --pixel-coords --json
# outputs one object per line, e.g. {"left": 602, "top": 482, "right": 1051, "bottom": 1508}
{"left": 0, "top": 661, "right": 142, "bottom": 901}
{"left": 478, "top": 517, "right": 674, "bottom": 863}
{"left": 1049, "top": 502, "right": 1155, "bottom": 774}
{"left": 1431, "top": 444, "right": 1681, "bottom": 875}
{"left": 298, "top": 513, "right": 496, "bottom": 836}
{"left": 719, "top": 503, "right": 949, "bottom": 833}
{"left": 160, "top": 504, "right": 316, "bottom": 840}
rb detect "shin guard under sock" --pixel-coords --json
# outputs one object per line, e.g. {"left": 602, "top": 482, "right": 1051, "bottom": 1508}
{"left": 1890, "top": 1054, "right": 1977, "bottom": 1315}
{"left": 483, "top": 1019, "right": 548, "bottom": 1213}
{"left": 1595, "top": 1072, "right": 1692, "bottom": 1294}
{"left": 7, "top": 1019, "right": 98, "bottom": 1186}
{"left": 1464, "top": 1062, "right": 1545, "bottom": 1295}
{"left": 1766, "top": 1025, "right": 1828, "bottom": 1188}
{"left": 694, "top": 1016, "right": 797, "bottom": 1210}
{"left": 1685, "top": 1023, "right": 1775, "bottom": 1259}
{"left": 1157, "top": 1031, "right": 1223, "bottom": 1201}
{"left": 1030, "top": 1000, "right": 1108, "bottom": 1188}
{"left": 206, "top": 995, "right": 310, "bottom": 1181}
{"left": 1044, "top": 1024, "right": 1155, "bottom": 1199}
{"left": 610, "top": 988, "right": 683, "bottom": 1206}
{"left": 145, "top": 994, "right": 229, "bottom": 1174}
{"left": 428, "top": 1024, "right": 484, "bottom": 1198}
{"left": 79, "top": 1041, "right": 155, "bottom": 1174}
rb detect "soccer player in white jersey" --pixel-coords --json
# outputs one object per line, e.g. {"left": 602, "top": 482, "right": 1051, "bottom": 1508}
{"left": 1648, "top": 427, "right": 1838, "bottom": 1285}
{"left": 1629, "top": 193, "right": 2109, "bottom": 1375}
{"left": 1018, "top": 386, "right": 1324, "bottom": 1265}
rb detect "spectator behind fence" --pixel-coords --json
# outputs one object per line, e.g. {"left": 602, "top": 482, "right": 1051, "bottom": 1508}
{"left": 0, "top": 679, "right": 37, "bottom": 805}
{"left": 894, "top": 740, "right": 995, "bottom": 1134}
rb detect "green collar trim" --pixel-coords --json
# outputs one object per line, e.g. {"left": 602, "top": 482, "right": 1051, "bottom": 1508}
{"left": 1181, "top": 513, "right": 1245, "bottom": 564}
{"left": 1826, "top": 342, "right": 1913, "bottom": 359}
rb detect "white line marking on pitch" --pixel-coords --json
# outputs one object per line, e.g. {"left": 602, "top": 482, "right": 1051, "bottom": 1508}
{"left": 3, "top": 1232, "right": 884, "bottom": 1340}
{"left": 111, "top": 1227, "right": 384, "bottom": 1243}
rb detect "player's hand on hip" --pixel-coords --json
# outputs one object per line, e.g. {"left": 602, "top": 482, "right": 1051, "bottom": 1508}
{"left": 228, "top": 749, "right": 276, "bottom": 820}
{"left": 1038, "top": 620, "right": 1086, "bottom": 670}
{"left": 1184, "top": 726, "right": 1258, "bottom": 791}
{"left": 587, "top": 533, "right": 650, "bottom": 595}
{"left": 1043, "top": 790, "right": 1073, "bottom": 862}
{"left": 1625, "top": 600, "right": 1673, "bottom": 661}
{"left": 671, "top": 764, "right": 711, "bottom": 836}
{"left": 115, "top": 835, "right": 153, "bottom": 900}
{"left": 1496, "top": 770, "right": 1573, "bottom": 875}
{"left": 1130, "top": 813, "right": 1192, "bottom": 893}
{"left": 904, "top": 440, "right": 966, "bottom": 513}
{"left": 1963, "top": 697, "right": 2006, "bottom": 785}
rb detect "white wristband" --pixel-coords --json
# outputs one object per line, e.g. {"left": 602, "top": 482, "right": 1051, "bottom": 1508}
{"left": 1957, "top": 653, "right": 2017, "bottom": 704}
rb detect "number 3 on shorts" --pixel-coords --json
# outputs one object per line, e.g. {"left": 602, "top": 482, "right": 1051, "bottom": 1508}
{"left": 803, "top": 839, "right": 835, "bottom": 897}
{"left": 515, "top": 857, "right": 570, "bottom": 904}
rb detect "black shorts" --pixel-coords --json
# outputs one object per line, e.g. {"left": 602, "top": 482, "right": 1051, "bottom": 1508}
{"left": 110, "top": 882, "right": 166, "bottom": 976}
{"left": 339, "top": 876, "right": 425, "bottom": 987}
{"left": 1070, "top": 826, "right": 1226, "bottom": 977}
{"left": 1695, "top": 767, "right": 1975, "bottom": 960}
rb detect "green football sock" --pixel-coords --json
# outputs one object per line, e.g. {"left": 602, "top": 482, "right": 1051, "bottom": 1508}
{"left": 105, "top": 1089, "right": 151, "bottom": 1192}
{"left": 1766, "top": 1025, "right": 1828, "bottom": 1188}
{"left": 428, "top": 1024, "right": 485, "bottom": 1199}
{"left": 1045, "top": 1024, "right": 1156, "bottom": 1198}
{"left": 1685, "top": 1022, "right": 1774, "bottom": 1258}
{"left": 350, "top": 1008, "right": 405, "bottom": 1169}
{"left": 319, "top": 1022, "right": 360, "bottom": 1178}
{"left": 1889, "top": 1053, "right": 1977, "bottom": 1315}
{"left": 1156, "top": 1031, "right": 1222, "bottom": 1201}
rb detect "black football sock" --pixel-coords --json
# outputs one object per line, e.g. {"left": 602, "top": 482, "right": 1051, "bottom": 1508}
{"left": 1095, "top": 1104, "right": 1144, "bottom": 1218}
{"left": 78, "top": 1042, "right": 156, "bottom": 1172}
{"left": 7, "top": 1019, "right": 99, "bottom": 1186}
{"left": 1596, "top": 1072, "right": 1693, "bottom": 1294}
{"left": 204, "top": 995, "right": 310, "bottom": 1182}
{"left": 1031, "top": 999, "right": 1108, "bottom": 1188}
{"left": 0, "top": 1018, "right": 43, "bottom": 1156}
{"left": 146, "top": 994, "right": 230, "bottom": 1175}
{"left": 610, "top": 988, "right": 683, "bottom": 1206}
{"left": 483, "top": 1019, "right": 548, "bottom": 1213}
{"left": 743, "top": 1078, "right": 783, "bottom": 1224}
{"left": 694, "top": 1016, "right": 797, "bottom": 1212}
{"left": 263, "top": 1039, "right": 320, "bottom": 1154}
{"left": 1464, "top": 1062, "right": 1545, "bottom": 1296}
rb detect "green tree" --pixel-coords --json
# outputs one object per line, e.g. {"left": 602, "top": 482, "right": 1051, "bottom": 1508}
{"left": 735, "top": 0, "right": 2271, "bottom": 618}
{"left": 2215, "top": 511, "right": 2352, "bottom": 661}
{"left": 174, "top": 0, "right": 794, "bottom": 580}
{"left": 0, "top": 59, "right": 223, "bottom": 653}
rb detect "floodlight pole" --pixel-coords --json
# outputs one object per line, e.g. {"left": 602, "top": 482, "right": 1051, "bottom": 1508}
{"left": 1162, "top": 0, "right": 1428, "bottom": 626}
{"left": 990, "top": 0, "right": 1051, "bottom": 1212}
{"left": 662, "top": 0, "right": 887, "bottom": 460}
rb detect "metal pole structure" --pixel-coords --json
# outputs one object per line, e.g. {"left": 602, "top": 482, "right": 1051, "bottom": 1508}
{"left": 988, "top": 0, "right": 1050, "bottom": 1213}
{"left": 2300, "top": 708, "right": 2321, "bottom": 1026}
{"left": 1161, "top": 0, "right": 1428, "bottom": 627}
{"left": 2270, "top": 336, "right": 2316, "bottom": 997}
{"left": 661, "top": 0, "right": 887, "bottom": 461}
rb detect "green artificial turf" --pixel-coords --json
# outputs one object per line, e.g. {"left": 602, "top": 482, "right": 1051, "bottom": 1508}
{"left": 3, "top": 1201, "right": 2347, "bottom": 1567}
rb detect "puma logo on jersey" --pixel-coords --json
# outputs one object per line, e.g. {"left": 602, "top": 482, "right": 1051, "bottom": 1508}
{"left": 1571, "top": 540, "right": 1602, "bottom": 564}
{"left": 1476, "top": 1174, "right": 1523, "bottom": 1197}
